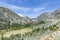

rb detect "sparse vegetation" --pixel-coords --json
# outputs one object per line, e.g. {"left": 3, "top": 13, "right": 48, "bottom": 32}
{"left": 3, "top": 23, "right": 59, "bottom": 40}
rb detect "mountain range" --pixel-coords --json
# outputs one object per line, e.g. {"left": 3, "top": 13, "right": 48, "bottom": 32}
{"left": 0, "top": 7, "right": 60, "bottom": 28}
{"left": 0, "top": 7, "right": 32, "bottom": 29}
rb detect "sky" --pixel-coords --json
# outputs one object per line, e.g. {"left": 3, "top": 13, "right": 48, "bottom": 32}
{"left": 0, "top": 0, "right": 60, "bottom": 18}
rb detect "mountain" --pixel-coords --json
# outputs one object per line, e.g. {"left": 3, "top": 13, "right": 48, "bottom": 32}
{"left": 0, "top": 7, "right": 32, "bottom": 28}
{"left": 51, "top": 9, "right": 60, "bottom": 19}
{"left": 0, "top": 7, "right": 60, "bottom": 30}
{"left": 36, "top": 9, "right": 60, "bottom": 22}
{"left": 30, "top": 9, "right": 60, "bottom": 27}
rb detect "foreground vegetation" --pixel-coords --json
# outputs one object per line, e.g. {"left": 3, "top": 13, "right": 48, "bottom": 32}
{"left": 0, "top": 20, "right": 59, "bottom": 40}
{"left": 1, "top": 23, "right": 59, "bottom": 40}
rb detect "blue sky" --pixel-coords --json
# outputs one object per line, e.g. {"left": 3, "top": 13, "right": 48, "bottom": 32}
{"left": 0, "top": 0, "right": 60, "bottom": 18}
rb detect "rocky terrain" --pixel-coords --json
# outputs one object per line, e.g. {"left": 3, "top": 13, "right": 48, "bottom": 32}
{"left": 0, "top": 7, "right": 32, "bottom": 29}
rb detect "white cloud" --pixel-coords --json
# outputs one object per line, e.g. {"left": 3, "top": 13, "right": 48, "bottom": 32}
{"left": 33, "top": 7, "right": 45, "bottom": 12}
{"left": 0, "top": 2, "right": 46, "bottom": 13}
{"left": 0, "top": 2, "right": 48, "bottom": 18}
{"left": 8, "top": 5, "right": 30, "bottom": 12}
{"left": 18, "top": 13, "right": 25, "bottom": 17}
{"left": 0, "top": 2, "right": 30, "bottom": 13}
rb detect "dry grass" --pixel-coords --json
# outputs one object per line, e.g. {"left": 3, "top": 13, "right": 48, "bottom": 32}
{"left": 0, "top": 28, "right": 32, "bottom": 38}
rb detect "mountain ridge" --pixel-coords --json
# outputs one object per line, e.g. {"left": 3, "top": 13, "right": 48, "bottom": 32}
{"left": 0, "top": 7, "right": 32, "bottom": 29}
{"left": 0, "top": 7, "right": 60, "bottom": 29}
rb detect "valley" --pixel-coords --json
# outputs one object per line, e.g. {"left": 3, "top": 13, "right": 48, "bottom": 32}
{"left": 0, "top": 7, "right": 60, "bottom": 40}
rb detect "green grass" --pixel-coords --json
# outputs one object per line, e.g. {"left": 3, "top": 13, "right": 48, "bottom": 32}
{"left": 0, "top": 30, "right": 6, "bottom": 35}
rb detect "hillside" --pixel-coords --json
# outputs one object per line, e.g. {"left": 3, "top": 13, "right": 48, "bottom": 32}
{"left": 0, "top": 7, "right": 32, "bottom": 30}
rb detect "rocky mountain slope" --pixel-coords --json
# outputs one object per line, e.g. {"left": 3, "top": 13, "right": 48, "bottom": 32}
{"left": 36, "top": 9, "right": 60, "bottom": 22}
{"left": 0, "top": 7, "right": 32, "bottom": 28}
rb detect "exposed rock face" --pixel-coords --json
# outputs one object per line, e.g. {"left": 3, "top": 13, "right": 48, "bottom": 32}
{"left": 0, "top": 7, "right": 32, "bottom": 27}
{"left": 36, "top": 9, "right": 60, "bottom": 22}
